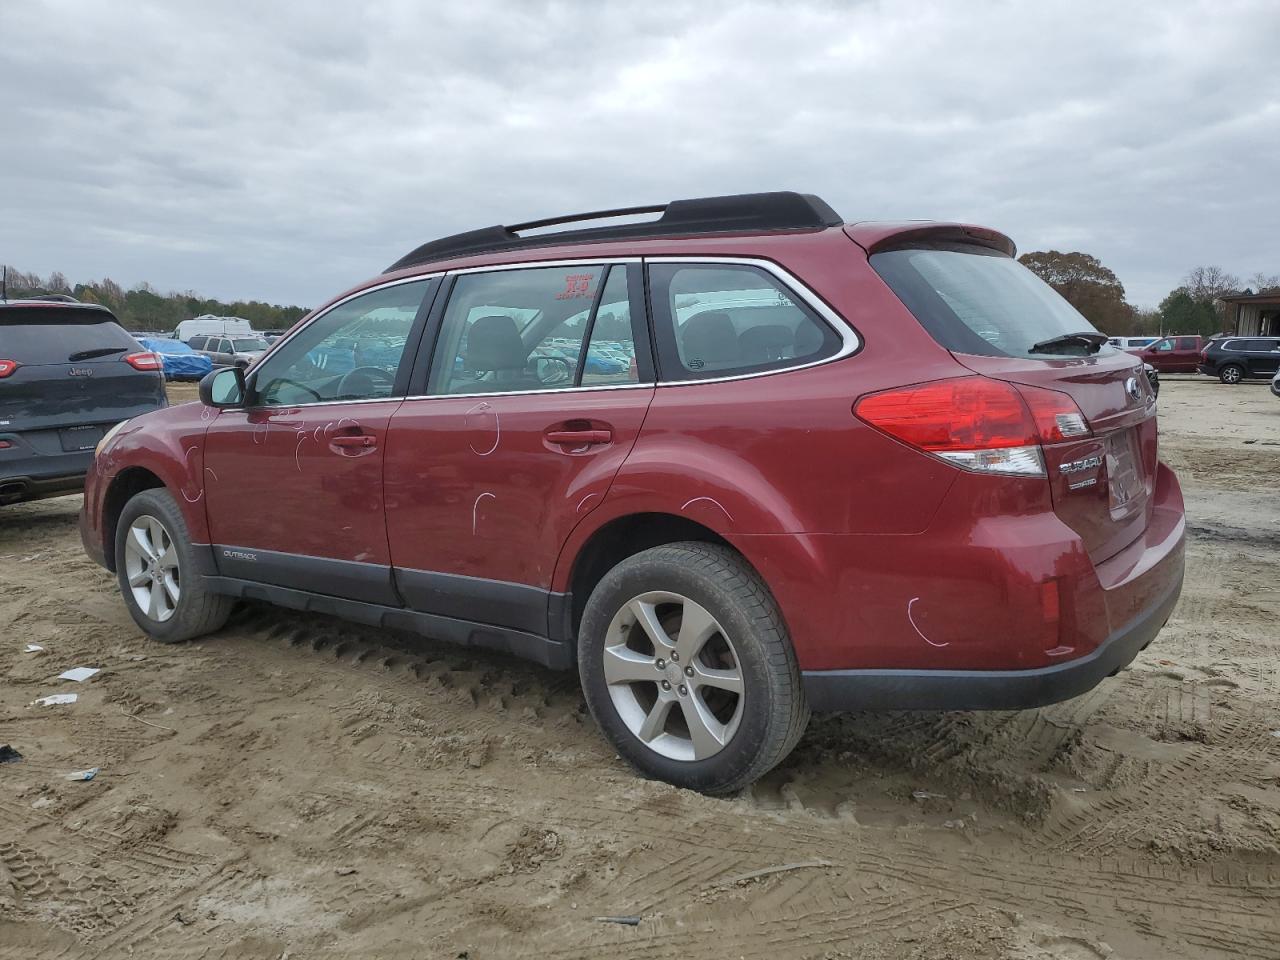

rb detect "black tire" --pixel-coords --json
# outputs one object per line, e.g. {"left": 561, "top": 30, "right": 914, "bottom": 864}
{"left": 578, "top": 542, "right": 809, "bottom": 794}
{"left": 1219, "top": 363, "right": 1245, "bottom": 384}
{"left": 114, "top": 488, "right": 234, "bottom": 643}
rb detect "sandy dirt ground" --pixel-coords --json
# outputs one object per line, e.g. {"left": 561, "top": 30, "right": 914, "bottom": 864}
{"left": 2, "top": 377, "right": 1278, "bottom": 959}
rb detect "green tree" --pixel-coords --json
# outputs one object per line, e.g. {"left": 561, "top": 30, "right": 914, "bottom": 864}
{"left": 2, "top": 264, "right": 308, "bottom": 332}
{"left": 1157, "top": 289, "right": 1218, "bottom": 337}
{"left": 1017, "top": 250, "right": 1136, "bottom": 334}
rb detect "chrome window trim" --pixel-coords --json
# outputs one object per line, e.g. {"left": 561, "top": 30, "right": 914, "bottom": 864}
{"left": 642, "top": 255, "right": 860, "bottom": 388}
{"left": 234, "top": 255, "right": 860, "bottom": 411}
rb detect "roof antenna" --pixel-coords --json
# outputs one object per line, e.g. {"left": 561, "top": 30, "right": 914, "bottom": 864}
{"left": 1, "top": 265, "right": 7, "bottom": 302}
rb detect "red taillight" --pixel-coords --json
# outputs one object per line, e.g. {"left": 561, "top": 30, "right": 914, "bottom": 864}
{"left": 0, "top": 359, "right": 18, "bottom": 378}
{"left": 125, "top": 352, "right": 163, "bottom": 371}
{"left": 0, "top": 440, "right": 11, "bottom": 449}
{"left": 855, "top": 377, "right": 1038, "bottom": 452}
{"left": 854, "top": 377, "right": 1091, "bottom": 477}
{"left": 1017, "top": 384, "right": 1092, "bottom": 443}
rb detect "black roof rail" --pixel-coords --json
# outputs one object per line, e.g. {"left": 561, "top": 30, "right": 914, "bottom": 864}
{"left": 385, "top": 191, "right": 843, "bottom": 273}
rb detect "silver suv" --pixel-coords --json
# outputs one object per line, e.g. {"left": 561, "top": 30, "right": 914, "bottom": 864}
{"left": 188, "top": 334, "right": 269, "bottom": 369}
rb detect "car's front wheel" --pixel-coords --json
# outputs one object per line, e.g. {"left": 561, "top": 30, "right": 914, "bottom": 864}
{"left": 578, "top": 542, "right": 809, "bottom": 794}
{"left": 115, "top": 489, "right": 234, "bottom": 643}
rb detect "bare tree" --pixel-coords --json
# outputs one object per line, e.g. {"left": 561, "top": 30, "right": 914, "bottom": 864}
{"left": 1248, "top": 272, "right": 1280, "bottom": 294}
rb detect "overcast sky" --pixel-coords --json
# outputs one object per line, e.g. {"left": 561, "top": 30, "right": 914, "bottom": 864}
{"left": 1, "top": 0, "right": 1276, "bottom": 309}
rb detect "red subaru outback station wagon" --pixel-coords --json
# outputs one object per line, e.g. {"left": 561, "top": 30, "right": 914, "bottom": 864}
{"left": 81, "top": 193, "right": 1186, "bottom": 793}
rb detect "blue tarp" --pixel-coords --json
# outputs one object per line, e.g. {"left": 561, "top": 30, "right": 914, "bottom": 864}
{"left": 138, "top": 338, "right": 214, "bottom": 380}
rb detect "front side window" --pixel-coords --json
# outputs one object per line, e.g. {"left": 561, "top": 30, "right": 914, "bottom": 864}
{"left": 648, "top": 263, "right": 839, "bottom": 380}
{"left": 1154, "top": 339, "right": 1175, "bottom": 352}
{"left": 429, "top": 264, "right": 639, "bottom": 395}
{"left": 251, "top": 279, "right": 431, "bottom": 405}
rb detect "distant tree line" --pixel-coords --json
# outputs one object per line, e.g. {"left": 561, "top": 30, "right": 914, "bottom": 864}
{"left": 1, "top": 265, "right": 309, "bottom": 333}
{"left": 1017, "top": 251, "right": 1279, "bottom": 338}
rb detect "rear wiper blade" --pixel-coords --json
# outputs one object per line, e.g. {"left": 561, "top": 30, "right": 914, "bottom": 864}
{"left": 67, "top": 347, "right": 127, "bottom": 361}
{"left": 1028, "top": 332, "right": 1109, "bottom": 355}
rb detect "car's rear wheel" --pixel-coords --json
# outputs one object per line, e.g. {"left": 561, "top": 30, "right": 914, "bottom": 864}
{"left": 578, "top": 542, "right": 808, "bottom": 794}
{"left": 115, "top": 489, "right": 234, "bottom": 643}
{"left": 1220, "top": 363, "right": 1245, "bottom": 384}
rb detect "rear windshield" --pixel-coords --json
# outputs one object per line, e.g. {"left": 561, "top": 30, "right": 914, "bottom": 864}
{"left": 870, "top": 243, "right": 1102, "bottom": 358}
{"left": 0, "top": 308, "right": 138, "bottom": 364}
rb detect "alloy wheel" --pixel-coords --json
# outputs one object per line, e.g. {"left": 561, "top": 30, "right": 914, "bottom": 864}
{"left": 602, "top": 591, "right": 745, "bottom": 761}
{"left": 123, "top": 515, "right": 180, "bottom": 622}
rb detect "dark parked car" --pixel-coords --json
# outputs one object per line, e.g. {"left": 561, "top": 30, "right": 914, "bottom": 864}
{"left": 1197, "top": 336, "right": 1280, "bottom": 383}
{"left": 1143, "top": 362, "right": 1159, "bottom": 397}
{"left": 1138, "top": 334, "right": 1205, "bottom": 373}
{"left": 137, "top": 337, "right": 214, "bottom": 381}
{"left": 80, "top": 192, "right": 1185, "bottom": 793}
{"left": 1, "top": 298, "right": 166, "bottom": 505}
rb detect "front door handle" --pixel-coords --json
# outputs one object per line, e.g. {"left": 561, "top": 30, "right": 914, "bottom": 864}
{"left": 545, "top": 428, "right": 612, "bottom": 446}
{"left": 330, "top": 434, "right": 377, "bottom": 453}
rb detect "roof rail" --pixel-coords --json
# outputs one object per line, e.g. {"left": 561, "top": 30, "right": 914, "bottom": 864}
{"left": 385, "top": 191, "right": 843, "bottom": 273}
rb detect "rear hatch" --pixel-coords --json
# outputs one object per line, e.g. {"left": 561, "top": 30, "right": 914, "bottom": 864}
{"left": 869, "top": 239, "right": 1157, "bottom": 565}
{"left": 0, "top": 305, "right": 167, "bottom": 447}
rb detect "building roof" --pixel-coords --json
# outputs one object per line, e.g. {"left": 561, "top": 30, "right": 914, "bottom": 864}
{"left": 1219, "top": 292, "right": 1280, "bottom": 305}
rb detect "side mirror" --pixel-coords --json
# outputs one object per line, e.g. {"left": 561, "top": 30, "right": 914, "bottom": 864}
{"left": 199, "top": 366, "right": 246, "bottom": 408}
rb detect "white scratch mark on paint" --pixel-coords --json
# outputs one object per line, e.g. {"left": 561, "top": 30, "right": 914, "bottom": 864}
{"left": 204, "top": 467, "right": 218, "bottom": 482}
{"left": 295, "top": 433, "right": 308, "bottom": 472}
{"left": 680, "top": 496, "right": 734, "bottom": 524}
{"left": 576, "top": 493, "right": 599, "bottom": 514}
{"left": 472, "top": 491, "right": 496, "bottom": 535}
{"left": 181, "top": 446, "right": 203, "bottom": 502}
{"left": 467, "top": 401, "right": 500, "bottom": 456}
{"left": 908, "top": 597, "right": 948, "bottom": 648}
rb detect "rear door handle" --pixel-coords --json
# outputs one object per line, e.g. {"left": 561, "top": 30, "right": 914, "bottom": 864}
{"left": 545, "top": 429, "right": 612, "bottom": 446}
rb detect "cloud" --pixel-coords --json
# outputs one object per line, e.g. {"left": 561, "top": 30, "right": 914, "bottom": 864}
{"left": 1, "top": 0, "right": 1276, "bottom": 308}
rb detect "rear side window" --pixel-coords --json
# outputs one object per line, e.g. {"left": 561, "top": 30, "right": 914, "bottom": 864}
{"left": 1177, "top": 337, "right": 1198, "bottom": 349}
{"left": 429, "top": 264, "right": 645, "bottom": 395}
{"left": 0, "top": 308, "right": 137, "bottom": 364}
{"left": 871, "top": 244, "right": 1101, "bottom": 358}
{"left": 648, "top": 263, "right": 839, "bottom": 380}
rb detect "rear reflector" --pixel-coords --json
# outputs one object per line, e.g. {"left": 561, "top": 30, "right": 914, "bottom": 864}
{"left": 0, "top": 359, "right": 17, "bottom": 378}
{"left": 124, "top": 352, "right": 163, "bottom": 371}
{"left": 854, "top": 377, "right": 1091, "bottom": 477}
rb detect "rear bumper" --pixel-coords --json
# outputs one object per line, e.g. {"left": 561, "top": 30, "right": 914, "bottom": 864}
{"left": 0, "top": 436, "right": 92, "bottom": 504}
{"left": 802, "top": 566, "right": 1181, "bottom": 711}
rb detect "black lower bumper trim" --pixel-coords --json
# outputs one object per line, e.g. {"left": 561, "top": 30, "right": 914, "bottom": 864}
{"left": 802, "top": 572, "right": 1183, "bottom": 712}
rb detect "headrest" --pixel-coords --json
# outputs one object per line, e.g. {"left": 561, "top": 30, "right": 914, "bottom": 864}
{"left": 680, "top": 310, "right": 738, "bottom": 370}
{"left": 739, "top": 324, "right": 792, "bottom": 362}
{"left": 793, "top": 320, "right": 826, "bottom": 358}
{"left": 465, "top": 315, "right": 528, "bottom": 371}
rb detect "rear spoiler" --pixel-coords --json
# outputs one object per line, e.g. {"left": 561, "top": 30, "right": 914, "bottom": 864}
{"left": 844, "top": 222, "right": 1016, "bottom": 258}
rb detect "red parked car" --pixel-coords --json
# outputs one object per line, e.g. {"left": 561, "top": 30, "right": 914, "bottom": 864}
{"left": 1138, "top": 334, "right": 1205, "bottom": 373}
{"left": 80, "top": 193, "right": 1185, "bottom": 793}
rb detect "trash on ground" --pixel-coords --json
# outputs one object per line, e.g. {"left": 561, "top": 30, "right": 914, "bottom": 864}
{"left": 24, "top": 644, "right": 44, "bottom": 653}
{"left": 31, "top": 693, "right": 78, "bottom": 706}
{"left": 0, "top": 745, "right": 22, "bottom": 763}
{"left": 66, "top": 767, "right": 100, "bottom": 781}
{"left": 58, "top": 666, "right": 101, "bottom": 682}
{"left": 1271, "top": 730, "right": 1280, "bottom": 739}
{"left": 594, "top": 915, "right": 642, "bottom": 926}
{"left": 912, "top": 790, "right": 947, "bottom": 800}
{"left": 335, "top": 866, "right": 358, "bottom": 876}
